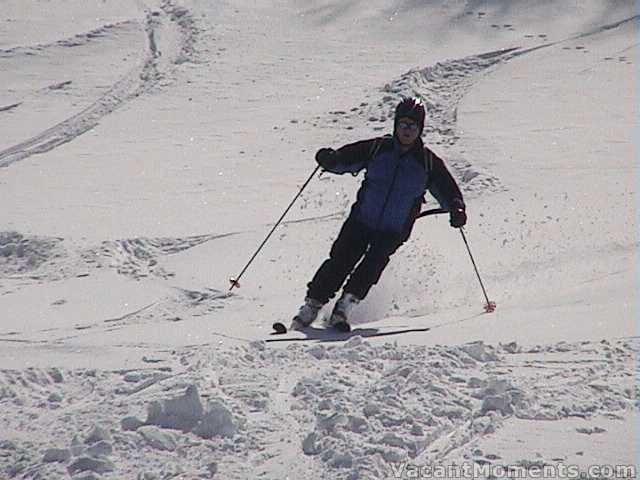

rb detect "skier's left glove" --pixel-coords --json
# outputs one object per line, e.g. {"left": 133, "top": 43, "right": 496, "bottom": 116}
{"left": 315, "top": 148, "right": 338, "bottom": 170}
{"left": 449, "top": 199, "right": 467, "bottom": 228}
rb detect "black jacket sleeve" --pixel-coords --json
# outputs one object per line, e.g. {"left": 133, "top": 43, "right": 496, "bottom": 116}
{"left": 318, "top": 137, "right": 388, "bottom": 175}
{"left": 425, "top": 147, "right": 465, "bottom": 211}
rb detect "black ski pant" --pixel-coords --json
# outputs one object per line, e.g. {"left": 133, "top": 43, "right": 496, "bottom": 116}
{"left": 307, "top": 215, "right": 407, "bottom": 304}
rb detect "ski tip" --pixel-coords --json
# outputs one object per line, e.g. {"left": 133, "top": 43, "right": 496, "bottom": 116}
{"left": 272, "top": 322, "right": 287, "bottom": 335}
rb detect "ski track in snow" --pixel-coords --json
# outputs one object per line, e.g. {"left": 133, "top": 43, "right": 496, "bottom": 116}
{"left": 0, "top": 14, "right": 634, "bottom": 336}
{"left": 0, "top": 213, "right": 343, "bottom": 284}
{"left": 0, "top": 211, "right": 344, "bottom": 334}
{"left": 0, "top": 338, "right": 636, "bottom": 479}
{"left": 0, "top": 20, "right": 139, "bottom": 58}
{"left": 318, "top": 14, "right": 639, "bottom": 200}
{"left": 0, "top": 0, "right": 199, "bottom": 168}
{"left": 3, "top": 14, "right": 633, "bottom": 284}
{"left": 0, "top": 44, "right": 537, "bottom": 311}
{"left": 316, "top": 47, "right": 521, "bottom": 198}
{"left": 0, "top": 231, "right": 226, "bottom": 283}
{"left": 0, "top": 231, "right": 234, "bottom": 337}
{"left": 0, "top": 14, "right": 634, "bottom": 326}
{"left": 0, "top": 7, "right": 636, "bottom": 479}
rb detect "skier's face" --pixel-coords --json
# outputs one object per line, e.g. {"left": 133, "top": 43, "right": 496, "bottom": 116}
{"left": 395, "top": 117, "right": 420, "bottom": 146}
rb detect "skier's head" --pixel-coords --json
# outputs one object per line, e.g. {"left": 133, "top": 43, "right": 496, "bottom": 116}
{"left": 394, "top": 97, "right": 425, "bottom": 145}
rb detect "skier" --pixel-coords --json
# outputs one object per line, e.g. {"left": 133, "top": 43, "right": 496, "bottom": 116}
{"left": 292, "top": 97, "right": 467, "bottom": 332}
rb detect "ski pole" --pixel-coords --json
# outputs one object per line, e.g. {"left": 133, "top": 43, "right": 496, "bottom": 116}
{"left": 458, "top": 228, "right": 496, "bottom": 313}
{"left": 417, "top": 207, "right": 448, "bottom": 218}
{"left": 229, "top": 165, "right": 322, "bottom": 291}
{"left": 417, "top": 208, "right": 495, "bottom": 312}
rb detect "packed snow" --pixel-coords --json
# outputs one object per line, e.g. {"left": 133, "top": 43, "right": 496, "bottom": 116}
{"left": 0, "top": 0, "right": 637, "bottom": 479}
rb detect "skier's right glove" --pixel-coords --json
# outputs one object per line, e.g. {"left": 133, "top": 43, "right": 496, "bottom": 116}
{"left": 315, "top": 148, "right": 338, "bottom": 170}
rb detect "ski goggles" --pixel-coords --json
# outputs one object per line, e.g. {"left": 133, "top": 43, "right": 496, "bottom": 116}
{"left": 397, "top": 121, "right": 419, "bottom": 131}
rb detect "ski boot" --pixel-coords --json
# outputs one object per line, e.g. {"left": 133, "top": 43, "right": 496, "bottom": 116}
{"left": 327, "top": 292, "right": 360, "bottom": 332}
{"left": 291, "top": 297, "right": 324, "bottom": 330}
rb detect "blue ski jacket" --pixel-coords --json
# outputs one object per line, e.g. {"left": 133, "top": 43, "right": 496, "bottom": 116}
{"left": 321, "top": 135, "right": 465, "bottom": 236}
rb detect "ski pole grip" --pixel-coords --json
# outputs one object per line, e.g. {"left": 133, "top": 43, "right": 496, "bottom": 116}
{"left": 417, "top": 208, "right": 448, "bottom": 219}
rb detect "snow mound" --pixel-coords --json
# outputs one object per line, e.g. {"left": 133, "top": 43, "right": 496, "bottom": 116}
{"left": 129, "top": 384, "right": 239, "bottom": 440}
{"left": 0, "top": 338, "right": 636, "bottom": 479}
{"left": 146, "top": 384, "right": 204, "bottom": 431}
{"left": 194, "top": 400, "right": 237, "bottom": 439}
{"left": 0, "top": 231, "right": 63, "bottom": 276}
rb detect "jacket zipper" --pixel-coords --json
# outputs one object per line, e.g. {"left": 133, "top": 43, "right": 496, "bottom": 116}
{"left": 376, "top": 156, "right": 403, "bottom": 230}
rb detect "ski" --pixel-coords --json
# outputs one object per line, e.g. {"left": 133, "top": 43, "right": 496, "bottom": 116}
{"left": 266, "top": 325, "right": 431, "bottom": 343}
{"left": 271, "top": 320, "right": 352, "bottom": 335}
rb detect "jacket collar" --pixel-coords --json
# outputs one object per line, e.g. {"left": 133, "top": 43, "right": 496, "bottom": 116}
{"left": 393, "top": 136, "right": 424, "bottom": 158}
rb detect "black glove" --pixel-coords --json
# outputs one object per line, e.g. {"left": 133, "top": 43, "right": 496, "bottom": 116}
{"left": 315, "top": 148, "right": 338, "bottom": 170}
{"left": 449, "top": 199, "right": 467, "bottom": 228}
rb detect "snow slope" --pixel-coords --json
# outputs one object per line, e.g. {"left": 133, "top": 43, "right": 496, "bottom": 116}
{"left": 0, "top": 1, "right": 637, "bottom": 478}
